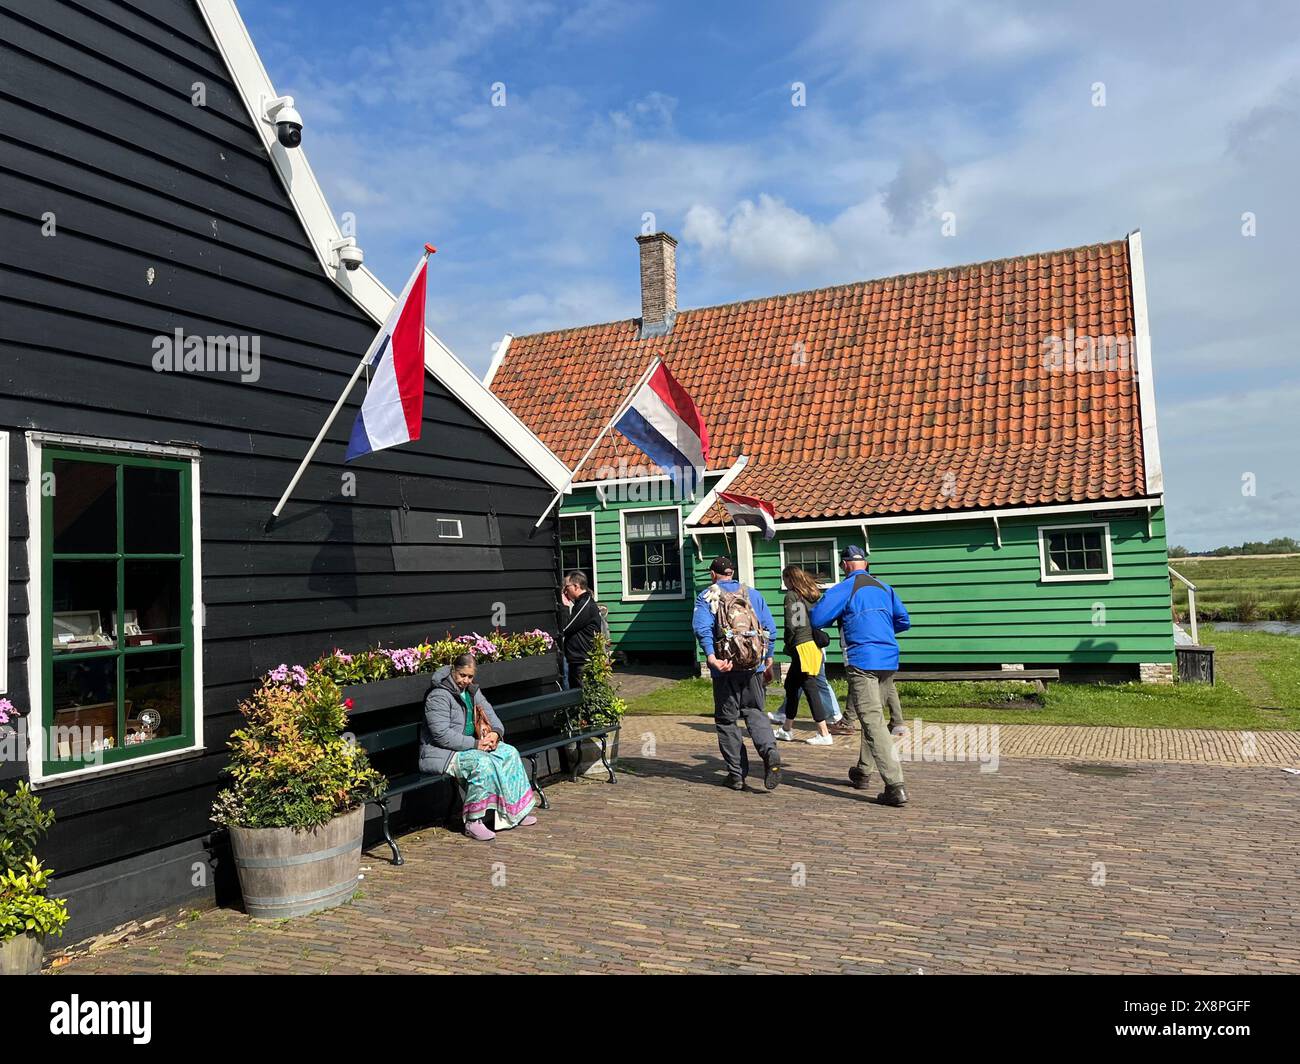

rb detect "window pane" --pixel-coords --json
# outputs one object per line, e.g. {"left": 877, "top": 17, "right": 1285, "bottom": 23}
{"left": 1085, "top": 550, "right": 1104, "bottom": 571}
{"left": 124, "top": 466, "right": 180, "bottom": 554}
{"left": 125, "top": 559, "right": 183, "bottom": 645}
{"left": 51, "top": 658, "right": 118, "bottom": 759}
{"left": 52, "top": 459, "right": 117, "bottom": 554}
{"left": 125, "top": 650, "right": 183, "bottom": 745}
{"left": 52, "top": 560, "right": 116, "bottom": 653}
{"left": 1066, "top": 532, "right": 1084, "bottom": 552}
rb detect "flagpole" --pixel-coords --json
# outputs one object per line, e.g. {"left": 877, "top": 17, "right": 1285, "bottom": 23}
{"left": 532, "top": 357, "right": 661, "bottom": 530}
{"left": 265, "top": 245, "right": 435, "bottom": 532}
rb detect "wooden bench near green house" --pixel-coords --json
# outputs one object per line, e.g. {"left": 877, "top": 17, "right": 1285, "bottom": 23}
{"left": 893, "top": 668, "right": 1061, "bottom": 697}
{"left": 344, "top": 664, "right": 615, "bottom": 865}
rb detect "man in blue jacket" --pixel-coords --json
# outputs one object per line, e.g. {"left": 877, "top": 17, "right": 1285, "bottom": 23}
{"left": 810, "top": 545, "right": 910, "bottom": 806}
{"left": 692, "top": 556, "right": 782, "bottom": 791}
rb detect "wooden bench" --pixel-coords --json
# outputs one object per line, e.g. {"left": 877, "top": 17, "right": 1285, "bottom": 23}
{"left": 892, "top": 668, "right": 1060, "bottom": 695}
{"left": 354, "top": 686, "right": 615, "bottom": 865}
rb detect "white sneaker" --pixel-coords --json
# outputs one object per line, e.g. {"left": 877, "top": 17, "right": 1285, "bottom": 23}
{"left": 773, "top": 727, "right": 795, "bottom": 741}
{"left": 805, "top": 733, "right": 834, "bottom": 746}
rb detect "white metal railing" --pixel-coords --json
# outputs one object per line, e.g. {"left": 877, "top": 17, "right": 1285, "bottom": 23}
{"left": 1169, "top": 566, "right": 1198, "bottom": 646}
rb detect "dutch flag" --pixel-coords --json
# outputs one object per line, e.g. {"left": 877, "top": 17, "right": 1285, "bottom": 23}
{"left": 346, "top": 249, "right": 431, "bottom": 462}
{"left": 614, "top": 361, "right": 709, "bottom": 496}
{"left": 718, "top": 490, "right": 777, "bottom": 540}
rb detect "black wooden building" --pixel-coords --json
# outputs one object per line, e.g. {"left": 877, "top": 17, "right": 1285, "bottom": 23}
{"left": 0, "top": 0, "right": 571, "bottom": 940}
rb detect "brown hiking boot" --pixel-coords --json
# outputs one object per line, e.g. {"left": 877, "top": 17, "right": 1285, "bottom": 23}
{"left": 828, "top": 720, "right": 855, "bottom": 736}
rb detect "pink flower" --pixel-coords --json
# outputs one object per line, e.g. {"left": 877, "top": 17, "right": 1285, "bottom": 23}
{"left": 0, "top": 698, "right": 14, "bottom": 725}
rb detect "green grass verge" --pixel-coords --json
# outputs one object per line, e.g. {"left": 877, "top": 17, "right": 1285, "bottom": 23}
{"left": 622, "top": 627, "right": 1300, "bottom": 730}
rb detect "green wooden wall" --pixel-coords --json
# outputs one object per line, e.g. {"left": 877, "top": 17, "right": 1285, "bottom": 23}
{"left": 562, "top": 487, "right": 695, "bottom": 653}
{"left": 686, "top": 509, "right": 1175, "bottom": 667}
{"left": 565, "top": 489, "right": 1175, "bottom": 668}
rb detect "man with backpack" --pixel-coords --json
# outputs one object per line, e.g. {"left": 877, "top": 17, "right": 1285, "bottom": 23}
{"left": 810, "top": 545, "right": 910, "bottom": 807}
{"left": 692, "top": 556, "right": 782, "bottom": 791}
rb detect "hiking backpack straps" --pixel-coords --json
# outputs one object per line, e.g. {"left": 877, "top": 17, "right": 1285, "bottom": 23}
{"left": 710, "top": 584, "right": 768, "bottom": 671}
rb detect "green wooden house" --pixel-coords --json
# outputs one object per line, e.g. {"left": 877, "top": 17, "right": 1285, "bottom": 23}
{"left": 490, "top": 231, "right": 1175, "bottom": 682}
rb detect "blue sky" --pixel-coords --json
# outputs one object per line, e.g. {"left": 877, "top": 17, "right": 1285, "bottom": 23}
{"left": 244, "top": 0, "right": 1299, "bottom": 550}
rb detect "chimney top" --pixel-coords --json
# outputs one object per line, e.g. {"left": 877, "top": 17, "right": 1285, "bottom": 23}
{"left": 637, "top": 231, "right": 677, "bottom": 339}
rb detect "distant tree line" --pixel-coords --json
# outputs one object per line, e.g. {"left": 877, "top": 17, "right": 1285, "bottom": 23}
{"left": 1169, "top": 536, "right": 1300, "bottom": 558}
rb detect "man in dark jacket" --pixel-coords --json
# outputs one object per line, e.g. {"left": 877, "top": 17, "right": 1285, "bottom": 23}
{"left": 810, "top": 545, "right": 910, "bottom": 806}
{"left": 560, "top": 570, "right": 601, "bottom": 689}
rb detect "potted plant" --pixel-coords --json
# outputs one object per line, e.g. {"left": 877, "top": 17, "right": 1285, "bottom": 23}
{"left": 0, "top": 780, "right": 71, "bottom": 974}
{"left": 562, "top": 634, "right": 627, "bottom": 777}
{"left": 212, "top": 670, "right": 386, "bottom": 920}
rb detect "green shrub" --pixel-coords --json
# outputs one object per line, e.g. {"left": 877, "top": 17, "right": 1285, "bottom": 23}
{"left": 560, "top": 634, "right": 627, "bottom": 733}
{"left": 212, "top": 673, "right": 386, "bottom": 830}
{"left": 1233, "top": 592, "right": 1262, "bottom": 623}
{"left": 1277, "top": 591, "right": 1300, "bottom": 624}
{"left": 0, "top": 783, "right": 69, "bottom": 942}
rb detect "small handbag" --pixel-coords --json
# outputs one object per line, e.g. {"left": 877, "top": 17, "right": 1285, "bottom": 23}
{"left": 473, "top": 704, "right": 497, "bottom": 750}
{"left": 812, "top": 626, "right": 830, "bottom": 649}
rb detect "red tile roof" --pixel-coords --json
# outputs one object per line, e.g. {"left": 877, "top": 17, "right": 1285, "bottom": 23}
{"left": 491, "top": 239, "right": 1151, "bottom": 525}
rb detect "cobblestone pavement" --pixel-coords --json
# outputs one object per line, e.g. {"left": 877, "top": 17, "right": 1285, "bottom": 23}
{"left": 54, "top": 726, "right": 1300, "bottom": 975}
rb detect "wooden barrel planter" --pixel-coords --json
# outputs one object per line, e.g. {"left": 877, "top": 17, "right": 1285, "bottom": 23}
{"left": 228, "top": 806, "right": 364, "bottom": 920}
{"left": 0, "top": 932, "right": 45, "bottom": 975}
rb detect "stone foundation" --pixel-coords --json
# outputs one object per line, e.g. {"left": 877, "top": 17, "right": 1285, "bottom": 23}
{"left": 1139, "top": 662, "right": 1175, "bottom": 685}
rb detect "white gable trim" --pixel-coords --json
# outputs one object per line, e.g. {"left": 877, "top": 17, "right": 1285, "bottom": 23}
{"left": 194, "top": 1, "right": 570, "bottom": 491}
{"left": 1127, "top": 230, "right": 1164, "bottom": 495}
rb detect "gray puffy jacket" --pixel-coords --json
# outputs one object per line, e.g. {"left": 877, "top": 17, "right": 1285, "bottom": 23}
{"left": 418, "top": 666, "right": 505, "bottom": 776}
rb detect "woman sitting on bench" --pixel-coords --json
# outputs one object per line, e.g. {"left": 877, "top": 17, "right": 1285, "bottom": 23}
{"left": 420, "top": 653, "right": 539, "bottom": 841}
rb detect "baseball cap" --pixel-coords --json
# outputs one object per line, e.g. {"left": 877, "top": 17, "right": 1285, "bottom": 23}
{"left": 840, "top": 545, "right": 867, "bottom": 561}
{"left": 710, "top": 556, "right": 736, "bottom": 574}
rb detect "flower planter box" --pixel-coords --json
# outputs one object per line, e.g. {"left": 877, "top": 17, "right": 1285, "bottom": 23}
{"left": 228, "top": 805, "right": 364, "bottom": 920}
{"left": 0, "top": 931, "right": 45, "bottom": 975}
{"left": 340, "top": 655, "right": 558, "bottom": 715}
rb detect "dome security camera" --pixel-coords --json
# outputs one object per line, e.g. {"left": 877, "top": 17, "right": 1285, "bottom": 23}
{"left": 330, "top": 238, "right": 365, "bottom": 272}
{"left": 263, "top": 95, "right": 303, "bottom": 149}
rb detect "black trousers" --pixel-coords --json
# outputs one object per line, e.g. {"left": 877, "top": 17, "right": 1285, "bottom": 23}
{"left": 783, "top": 657, "right": 830, "bottom": 723}
{"left": 711, "top": 668, "right": 779, "bottom": 778}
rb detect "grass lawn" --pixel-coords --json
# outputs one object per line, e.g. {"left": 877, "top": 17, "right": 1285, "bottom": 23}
{"left": 1168, "top": 554, "right": 1300, "bottom": 622}
{"left": 623, "top": 626, "right": 1300, "bottom": 730}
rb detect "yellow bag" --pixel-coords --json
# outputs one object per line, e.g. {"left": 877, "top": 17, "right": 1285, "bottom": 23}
{"left": 795, "top": 640, "right": 823, "bottom": 676}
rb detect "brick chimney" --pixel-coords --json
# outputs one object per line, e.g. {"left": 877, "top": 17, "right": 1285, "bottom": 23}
{"left": 636, "top": 231, "right": 677, "bottom": 338}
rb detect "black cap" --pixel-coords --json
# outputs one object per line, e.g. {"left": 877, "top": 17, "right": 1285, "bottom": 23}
{"left": 840, "top": 544, "right": 867, "bottom": 561}
{"left": 710, "top": 556, "right": 735, "bottom": 574}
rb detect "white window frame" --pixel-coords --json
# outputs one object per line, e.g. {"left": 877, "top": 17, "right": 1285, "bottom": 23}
{"left": 0, "top": 431, "right": 8, "bottom": 694}
{"left": 1038, "top": 521, "right": 1113, "bottom": 583}
{"left": 559, "top": 510, "right": 599, "bottom": 601}
{"left": 619, "top": 505, "right": 685, "bottom": 601}
{"left": 26, "top": 432, "right": 206, "bottom": 787}
{"left": 435, "top": 517, "right": 463, "bottom": 540}
{"left": 779, "top": 536, "right": 840, "bottom": 588}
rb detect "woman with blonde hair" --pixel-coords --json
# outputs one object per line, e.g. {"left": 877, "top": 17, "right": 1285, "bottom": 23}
{"left": 773, "top": 565, "right": 835, "bottom": 745}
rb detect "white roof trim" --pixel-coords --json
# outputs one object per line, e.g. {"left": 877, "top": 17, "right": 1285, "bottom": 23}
{"left": 484, "top": 333, "right": 513, "bottom": 387}
{"left": 194, "top": 0, "right": 570, "bottom": 491}
{"left": 1127, "top": 230, "right": 1164, "bottom": 495}
{"left": 682, "top": 454, "right": 749, "bottom": 526}
{"left": 690, "top": 496, "right": 1164, "bottom": 533}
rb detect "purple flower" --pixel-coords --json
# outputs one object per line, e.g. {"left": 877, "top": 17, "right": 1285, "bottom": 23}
{"left": 381, "top": 647, "right": 422, "bottom": 674}
{"left": 291, "top": 665, "right": 310, "bottom": 688}
{"left": 269, "top": 664, "right": 290, "bottom": 683}
{"left": 0, "top": 698, "right": 14, "bottom": 725}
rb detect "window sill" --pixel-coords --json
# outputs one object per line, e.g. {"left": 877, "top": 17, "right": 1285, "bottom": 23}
{"left": 30, "top": 743, "right": 207, "bottom": 790}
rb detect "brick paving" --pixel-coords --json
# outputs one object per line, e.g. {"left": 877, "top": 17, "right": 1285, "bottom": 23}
{"left": 53, "top": 724, "right": 1300, "bottom": 975}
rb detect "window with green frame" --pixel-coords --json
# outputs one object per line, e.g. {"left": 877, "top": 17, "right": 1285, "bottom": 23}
{"left": 559, "top": 515, "right": 595, "bottom": 584}
{"left": 42, "top": 448, "right": 196, "bottom": 776}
